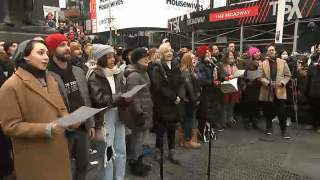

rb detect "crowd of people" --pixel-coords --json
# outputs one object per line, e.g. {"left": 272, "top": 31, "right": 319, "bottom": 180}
{"left": 0, "top": 32, "right": 319, "bottom": 180}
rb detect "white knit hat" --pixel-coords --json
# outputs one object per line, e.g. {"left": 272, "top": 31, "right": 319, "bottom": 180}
{"left": 92, "top": 44, "right": 114, "bottom": 61}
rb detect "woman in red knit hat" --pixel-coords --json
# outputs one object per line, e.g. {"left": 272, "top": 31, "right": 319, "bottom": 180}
{"left": 196, "top": 45, "right": 227, "bottom": 141}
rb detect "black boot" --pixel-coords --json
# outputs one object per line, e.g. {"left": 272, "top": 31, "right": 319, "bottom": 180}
{"left": 138, "top": 155, "right": 151, "bottom": 171}
{"left": 266, "top": 118, "right": 273, "bottom": 135}
{"left": 131, "top": 158, "right": 150, "bottom": 177}
{"left": 252, "top": 118, "right": 258, "bottom": 129}
{"left": 244, "top": 119, "right": 250, "bottom": 130}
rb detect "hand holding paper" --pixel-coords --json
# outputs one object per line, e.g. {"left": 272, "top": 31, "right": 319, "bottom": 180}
{"left": 55, "top": 106, "right": 108, "bottom": 127}
{"left": 232, "top": 70, "right": 245, "bottom": 79}
{"left": 246, "top": 70, "right": 263, "bottom": 81}
{"left": 52, "top": 124, "right": 66, "bottom": 134}
{"left": 220, "top": 78, "right": 238, "bottom": 93}
{"left": 122, "top": 84, "right": 147, "bottom": 98}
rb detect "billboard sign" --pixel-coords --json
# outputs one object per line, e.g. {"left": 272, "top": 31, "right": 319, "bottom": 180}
{"left": 90, "top": 0, "right": 210, "bottom": 33}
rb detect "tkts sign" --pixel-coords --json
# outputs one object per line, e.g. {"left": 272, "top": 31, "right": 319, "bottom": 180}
{"left": 168, "top": 14, "right": 207, "bottom": 33}
{"left": 270, "top": 0, "right": 302, "bottom": 21}
{"left": 168, "top": 0, "right": 320, "bottom": 32}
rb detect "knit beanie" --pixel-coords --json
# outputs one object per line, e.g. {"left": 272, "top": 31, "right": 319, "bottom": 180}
{"left": 70, "top": 42, "right": 82, "bottom": 54}
{"left": 131, "top": 47, "right": 149, "bottom": 64}
{"left": 46, "top": 33, "right": 69, "bottom": 51}
{"left": 248, "top": 47, "right": 260, "bottom": 57}
{"left": 197, "top": 46, "right": 211, "bottom": 59}
{"left": 69, "top": 34, "right": 75, "bottom": 40}
{"left": 92, "top": 44, "right": 114, "bottom": 60}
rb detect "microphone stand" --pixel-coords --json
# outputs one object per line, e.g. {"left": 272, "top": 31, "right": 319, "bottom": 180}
{"left": 205, "top": 58, "right": 220, "bottom": 69}
{"left": 207, "top": 122, "right": 212, "bottom": 180}
{"left": 160, "top": 133, "right": 164, "bottom": 180}
{"left": 207, "top": 122, "right": 215, "bottom": 180}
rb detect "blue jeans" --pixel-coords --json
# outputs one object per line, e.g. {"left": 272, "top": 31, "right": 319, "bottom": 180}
{"left": 95, "top": 108, "right": 126, "bottom": 180}
{"left": 184, "top": 101, "right": 198, "bottom": 140}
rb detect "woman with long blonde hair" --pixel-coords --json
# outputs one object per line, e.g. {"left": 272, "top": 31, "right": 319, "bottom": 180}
{"left": 180, "top": 52, "right": 201, "bottom": 148}
{"left": 148, "top": 48, "right": 158, "bottom": 63}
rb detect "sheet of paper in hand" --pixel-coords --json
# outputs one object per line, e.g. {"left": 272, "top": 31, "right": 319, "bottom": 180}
{"left": 246, "top": 70, "right": 263, "bottom": 81}
{"left": 232, "top": 70, "right": 245, "bottom": 79}
{"left": 220, "top": 78, "right": 238, "bottom": 93}
{"left": 122, "top": 83, "right": 147, "bottom": 98}
{"left": 56, "top": 106, "right": 108, "bottom": 127}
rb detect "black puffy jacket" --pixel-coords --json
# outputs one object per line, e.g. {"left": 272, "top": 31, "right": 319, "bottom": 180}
{"left": 87, "top": 67, "right": 125, "bottom": 129}
{"left": 306, "top": 64, "right": 320, "bottom": 97}
{"left": 151, "top": 59, "right": 185, "bottom": 122}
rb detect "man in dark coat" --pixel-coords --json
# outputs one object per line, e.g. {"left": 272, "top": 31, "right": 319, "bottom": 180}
{"left": 151, "top": 43, "right": 185, "bottom": 164}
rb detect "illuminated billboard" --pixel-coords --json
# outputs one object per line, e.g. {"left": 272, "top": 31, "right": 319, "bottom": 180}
{"left": 90, "top": 0, "right": 210, "bottom": 33}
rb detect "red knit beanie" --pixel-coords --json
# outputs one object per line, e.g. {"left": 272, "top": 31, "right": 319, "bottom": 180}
{"left": 197, "top": 46, "right": 211, "bottom": 59}
{"left": 46, "top": 33, "right": 69, "bottom": 51}
{"left": 69, "top": 34, "right": 75, "bottom": 40}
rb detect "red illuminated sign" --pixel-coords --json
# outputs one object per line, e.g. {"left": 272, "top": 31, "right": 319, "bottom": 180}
{"left": 210, "top": 6, "right": 259, "bottom": 22}
{"left": 90, "top": 0, "right": 97, "bottom": 33}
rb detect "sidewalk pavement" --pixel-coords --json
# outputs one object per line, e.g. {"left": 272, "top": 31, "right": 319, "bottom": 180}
{"left": 86, "top": 121, "right": 320, "bottom": 180}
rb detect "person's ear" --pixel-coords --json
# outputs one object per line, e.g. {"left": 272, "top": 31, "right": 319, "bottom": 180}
{"left": 23, "top": 56, "right": 30, "bottom": 62}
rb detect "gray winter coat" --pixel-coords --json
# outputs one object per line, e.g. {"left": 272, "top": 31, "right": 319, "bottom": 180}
{"left": 123, "top": 64, "right": 153, "bottom": 129}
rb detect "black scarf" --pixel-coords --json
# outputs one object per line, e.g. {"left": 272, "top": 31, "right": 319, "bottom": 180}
{"left": 47, "top": 59, "right": 73, "bottom": 76}
{"left": 18, "top": 61, "right": 46, "bottom": 79}
{"left": 268, "top": 57, "right": 277, "bottom": 82}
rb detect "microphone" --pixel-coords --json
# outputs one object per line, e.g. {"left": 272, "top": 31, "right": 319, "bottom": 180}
{"left": 205, "top": 58, "right": 219, "bottom": 69}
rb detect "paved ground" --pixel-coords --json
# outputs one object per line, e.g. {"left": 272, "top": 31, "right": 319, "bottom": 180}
{"left": 86, "top": 121, "right": 320, "bottom": 180}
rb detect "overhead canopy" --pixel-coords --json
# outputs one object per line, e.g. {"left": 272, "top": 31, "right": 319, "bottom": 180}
{"left": 168, "top": 0, "right": 320, "bottom": 33}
